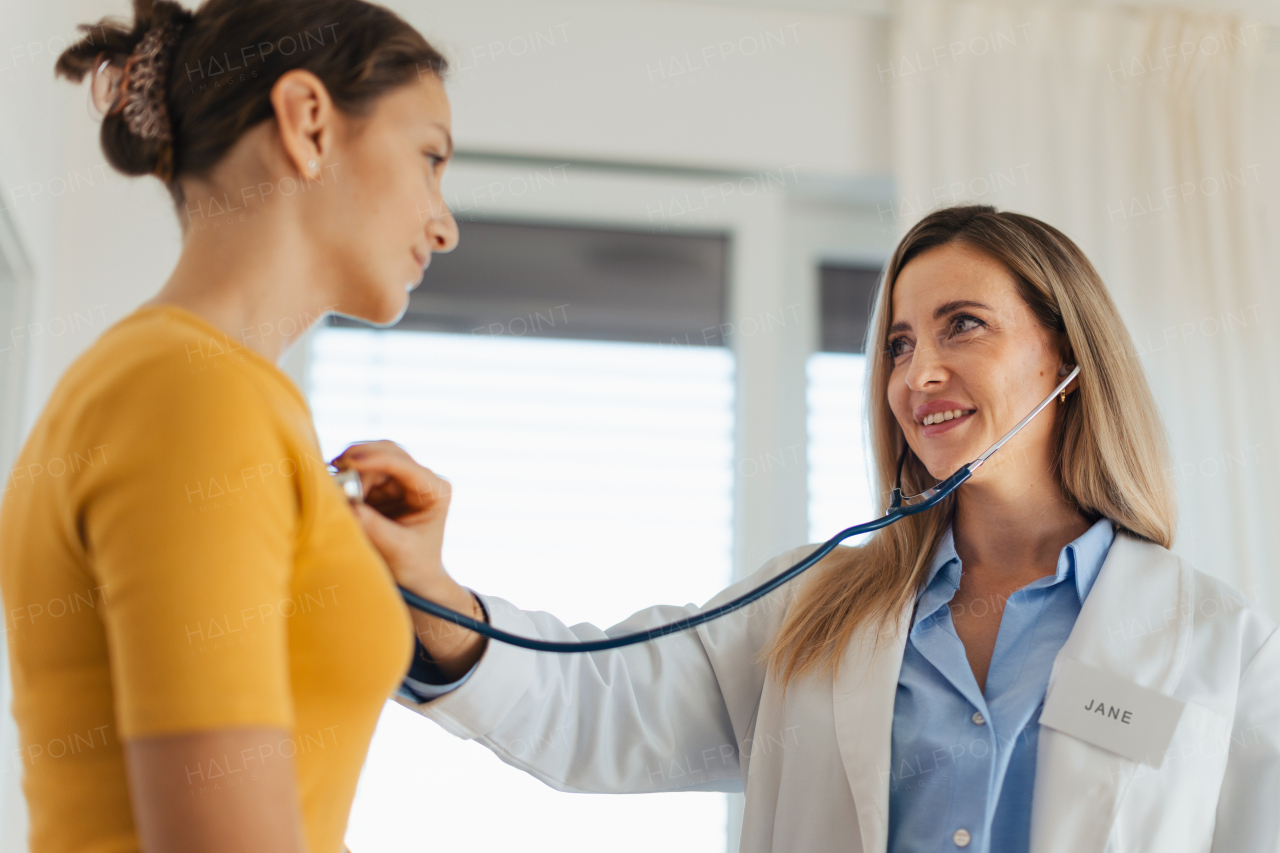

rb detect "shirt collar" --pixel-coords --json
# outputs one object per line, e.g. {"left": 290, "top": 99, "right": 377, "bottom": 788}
{"left": 1064, "top": 516, "right": 1116, "bottom": 601}
{"left": 918, "top": 516, "right": 1116, "bottom": 611}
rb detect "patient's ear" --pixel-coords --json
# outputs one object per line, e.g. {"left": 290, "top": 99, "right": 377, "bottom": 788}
{"left": 270, "top": 69, "right": 336, "bottom": 179}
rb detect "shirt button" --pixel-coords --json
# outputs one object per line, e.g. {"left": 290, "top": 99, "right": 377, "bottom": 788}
{"left": 953, "top": 828, "right": 972, "bottom": 847}
{"left": 971, "top": 711, "right": 985, "bottom": 725}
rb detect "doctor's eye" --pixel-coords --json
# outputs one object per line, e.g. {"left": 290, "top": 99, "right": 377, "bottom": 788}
{"left": 950, "top": 314, "right": 985, "bottom": 336}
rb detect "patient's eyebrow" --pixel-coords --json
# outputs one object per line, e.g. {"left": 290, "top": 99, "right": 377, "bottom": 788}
{"left": 887, "top": 299, "right": 994, "bottom": 335}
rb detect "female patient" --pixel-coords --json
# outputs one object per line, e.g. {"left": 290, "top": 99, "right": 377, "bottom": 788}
{"left": 0, "top": 0, "right": 457, "bottom": 850}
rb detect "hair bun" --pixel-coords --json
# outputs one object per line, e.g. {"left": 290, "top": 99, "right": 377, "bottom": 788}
{"left": 57, "top": 0, "right": 193, "bottom": 180}
{"left": 58, "top": 0, "right": 449, "bottom": 214}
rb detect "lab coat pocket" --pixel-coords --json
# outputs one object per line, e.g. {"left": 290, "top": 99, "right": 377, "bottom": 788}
{"left": 1111, "top": 701, "right": 1232, "bottom": 852}
{"left": 1031, "top": 701, "right": 1231, "bottom": 853}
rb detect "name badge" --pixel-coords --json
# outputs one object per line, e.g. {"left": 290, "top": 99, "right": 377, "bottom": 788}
{"left": 1040, "top": 658, "right": 1185, "bottom": 767}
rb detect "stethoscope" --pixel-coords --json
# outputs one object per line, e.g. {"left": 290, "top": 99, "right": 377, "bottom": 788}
{"left": 333, "top": 365, "right": 1081, "bottom": 653}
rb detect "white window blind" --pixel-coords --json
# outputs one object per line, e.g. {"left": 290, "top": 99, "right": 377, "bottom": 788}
{"left": 308, "top": 326, "right": 735, "bottom": 853}
{"left": 806, "top": 352, "right": 874, "bottom": 545}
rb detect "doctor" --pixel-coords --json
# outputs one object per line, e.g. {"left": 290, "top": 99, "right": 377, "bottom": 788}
{"left": 337, "top": 205, "right": 1280, "bottom": 853}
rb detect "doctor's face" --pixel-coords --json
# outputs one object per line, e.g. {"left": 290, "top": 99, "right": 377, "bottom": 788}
{"left": 885, "top": 242, "right": 1069, "bottom": 486}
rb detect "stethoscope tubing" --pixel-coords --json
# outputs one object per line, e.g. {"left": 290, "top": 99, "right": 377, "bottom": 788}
{"left": 398, "top": 466, "right": 971, "bottom": 653}
{"left": 395, "top": 366, "right": 1079, "bottom": 654}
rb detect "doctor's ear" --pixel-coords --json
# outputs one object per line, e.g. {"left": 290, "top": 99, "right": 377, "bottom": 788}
{"left": 1056, "top": 341, "right": 1077, "bottom": 377}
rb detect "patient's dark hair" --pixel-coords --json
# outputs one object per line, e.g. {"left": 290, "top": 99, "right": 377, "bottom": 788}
{"left": 55, "top": 0, "right": 448, "bottom": 207}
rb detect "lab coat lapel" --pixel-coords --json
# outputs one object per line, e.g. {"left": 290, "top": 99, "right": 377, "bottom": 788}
{"left": 1030, "top": 531, "right": 1193, "bottom": 853}
{"left": 832, "top": 604, "right": 912, "bottom": 853}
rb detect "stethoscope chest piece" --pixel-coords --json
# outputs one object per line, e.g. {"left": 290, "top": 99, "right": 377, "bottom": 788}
{"left": 332, "top": 468, "right": 364, "bottom": 504}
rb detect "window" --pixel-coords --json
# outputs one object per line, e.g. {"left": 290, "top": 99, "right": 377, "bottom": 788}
{"left": 807, "top": 264, "right": 882, "bottom": 544}
{"left": 807, "top": 351, "right": 872, "bottom": 543}
{"left": 307, "top": 220, "right": 737, "bottom": 852}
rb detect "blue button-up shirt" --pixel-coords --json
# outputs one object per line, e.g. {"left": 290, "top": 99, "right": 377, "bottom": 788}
{"left": 887, "top": 517, "right": 1115, "bottom": 853}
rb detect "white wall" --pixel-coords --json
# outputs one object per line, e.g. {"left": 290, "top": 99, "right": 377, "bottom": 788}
{"left": 407, "top": 0, "right": 890, "bottom": 174}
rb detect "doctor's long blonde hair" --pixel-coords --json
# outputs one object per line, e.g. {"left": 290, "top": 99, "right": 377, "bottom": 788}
{"left": 765, "top": 206, "right": 1177, "bottom": 686}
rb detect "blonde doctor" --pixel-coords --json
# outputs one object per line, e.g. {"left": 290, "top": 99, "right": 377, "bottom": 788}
{"left": 336, "top": 205, "right": 1280, "bottom": 853}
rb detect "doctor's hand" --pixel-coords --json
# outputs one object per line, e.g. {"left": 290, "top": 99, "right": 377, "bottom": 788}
{"left": 331, "top": 440, "right": 451, "bottom": 591}
{"left": 330, "top": 441, "right": 487, "bottom": 678}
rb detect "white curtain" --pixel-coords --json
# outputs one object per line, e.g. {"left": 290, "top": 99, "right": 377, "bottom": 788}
{"left": 889, "top": 0, "right": 1280, "bottom": 615}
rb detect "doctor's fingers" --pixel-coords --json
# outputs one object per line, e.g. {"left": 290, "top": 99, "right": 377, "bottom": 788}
{"left": 331, "top": 439, "right": 410, "bottom": 472}
{"left": 352, "top": 501, "right": 448, "bottom": 592}
{"left": 332, "top": 441, "right": 453, "bottom": 513}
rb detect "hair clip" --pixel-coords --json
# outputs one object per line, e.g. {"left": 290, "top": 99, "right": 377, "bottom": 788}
{"left": 117, "top": 24, "right": 180, "bottom": 143}
{"left": 89, "top": 56, "right": 123, "bottom": 120}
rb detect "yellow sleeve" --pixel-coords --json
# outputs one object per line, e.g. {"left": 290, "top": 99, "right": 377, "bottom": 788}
{"left": 80, "top": 356, "right": 305, "bottom": 739}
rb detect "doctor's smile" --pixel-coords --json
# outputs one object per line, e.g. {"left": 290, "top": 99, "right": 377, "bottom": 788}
{"left": 915, "top": 401, "right": 978, "bottom": 435}
{"left": 0, "top": 1, "right": 1274, "bottom": 853}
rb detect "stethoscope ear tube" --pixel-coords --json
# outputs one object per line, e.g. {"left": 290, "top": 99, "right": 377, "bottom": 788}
{"left": 392, "top": 366, "right": 1079, "bottom": 654}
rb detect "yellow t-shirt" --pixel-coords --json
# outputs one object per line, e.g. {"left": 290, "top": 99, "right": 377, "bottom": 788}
{"left": 0, "top": 304, "right": 413, "bottom": 853}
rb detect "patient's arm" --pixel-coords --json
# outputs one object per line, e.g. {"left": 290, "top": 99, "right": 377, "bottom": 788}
{"left": 124, "top": 727, "right": 306, "bottom": 853}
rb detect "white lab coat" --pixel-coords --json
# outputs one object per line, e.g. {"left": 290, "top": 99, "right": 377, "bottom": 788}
{"left": 397, "top": 531, "right": 1280, "bottom": 852}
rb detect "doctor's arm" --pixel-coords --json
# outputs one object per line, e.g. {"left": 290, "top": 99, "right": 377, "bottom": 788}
{"left": 1211, "top": 627, "right": 1280, "bottom": 852}
{"left": 334, "top": 441, "right": 805, "bottom": 795}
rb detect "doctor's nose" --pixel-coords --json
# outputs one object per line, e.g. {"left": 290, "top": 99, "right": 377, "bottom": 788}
{"left": 904, "top": 341, "right": 949, "bottom": 392}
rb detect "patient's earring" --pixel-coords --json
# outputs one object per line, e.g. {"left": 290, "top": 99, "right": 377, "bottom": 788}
{"left": 1060, "top": 390, "right": 1067, "bottom": 404}
{"left": 306, "top": 158, "right": 319, "bottom": 178}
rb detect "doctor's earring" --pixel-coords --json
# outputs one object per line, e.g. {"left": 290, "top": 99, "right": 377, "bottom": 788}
{"left": 306, "top": 158, "right": 319, "bottom": 178}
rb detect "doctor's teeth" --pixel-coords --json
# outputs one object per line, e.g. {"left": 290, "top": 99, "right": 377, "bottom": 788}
{"left": 924, "top": 409, "right": 966, "bottom": 425}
